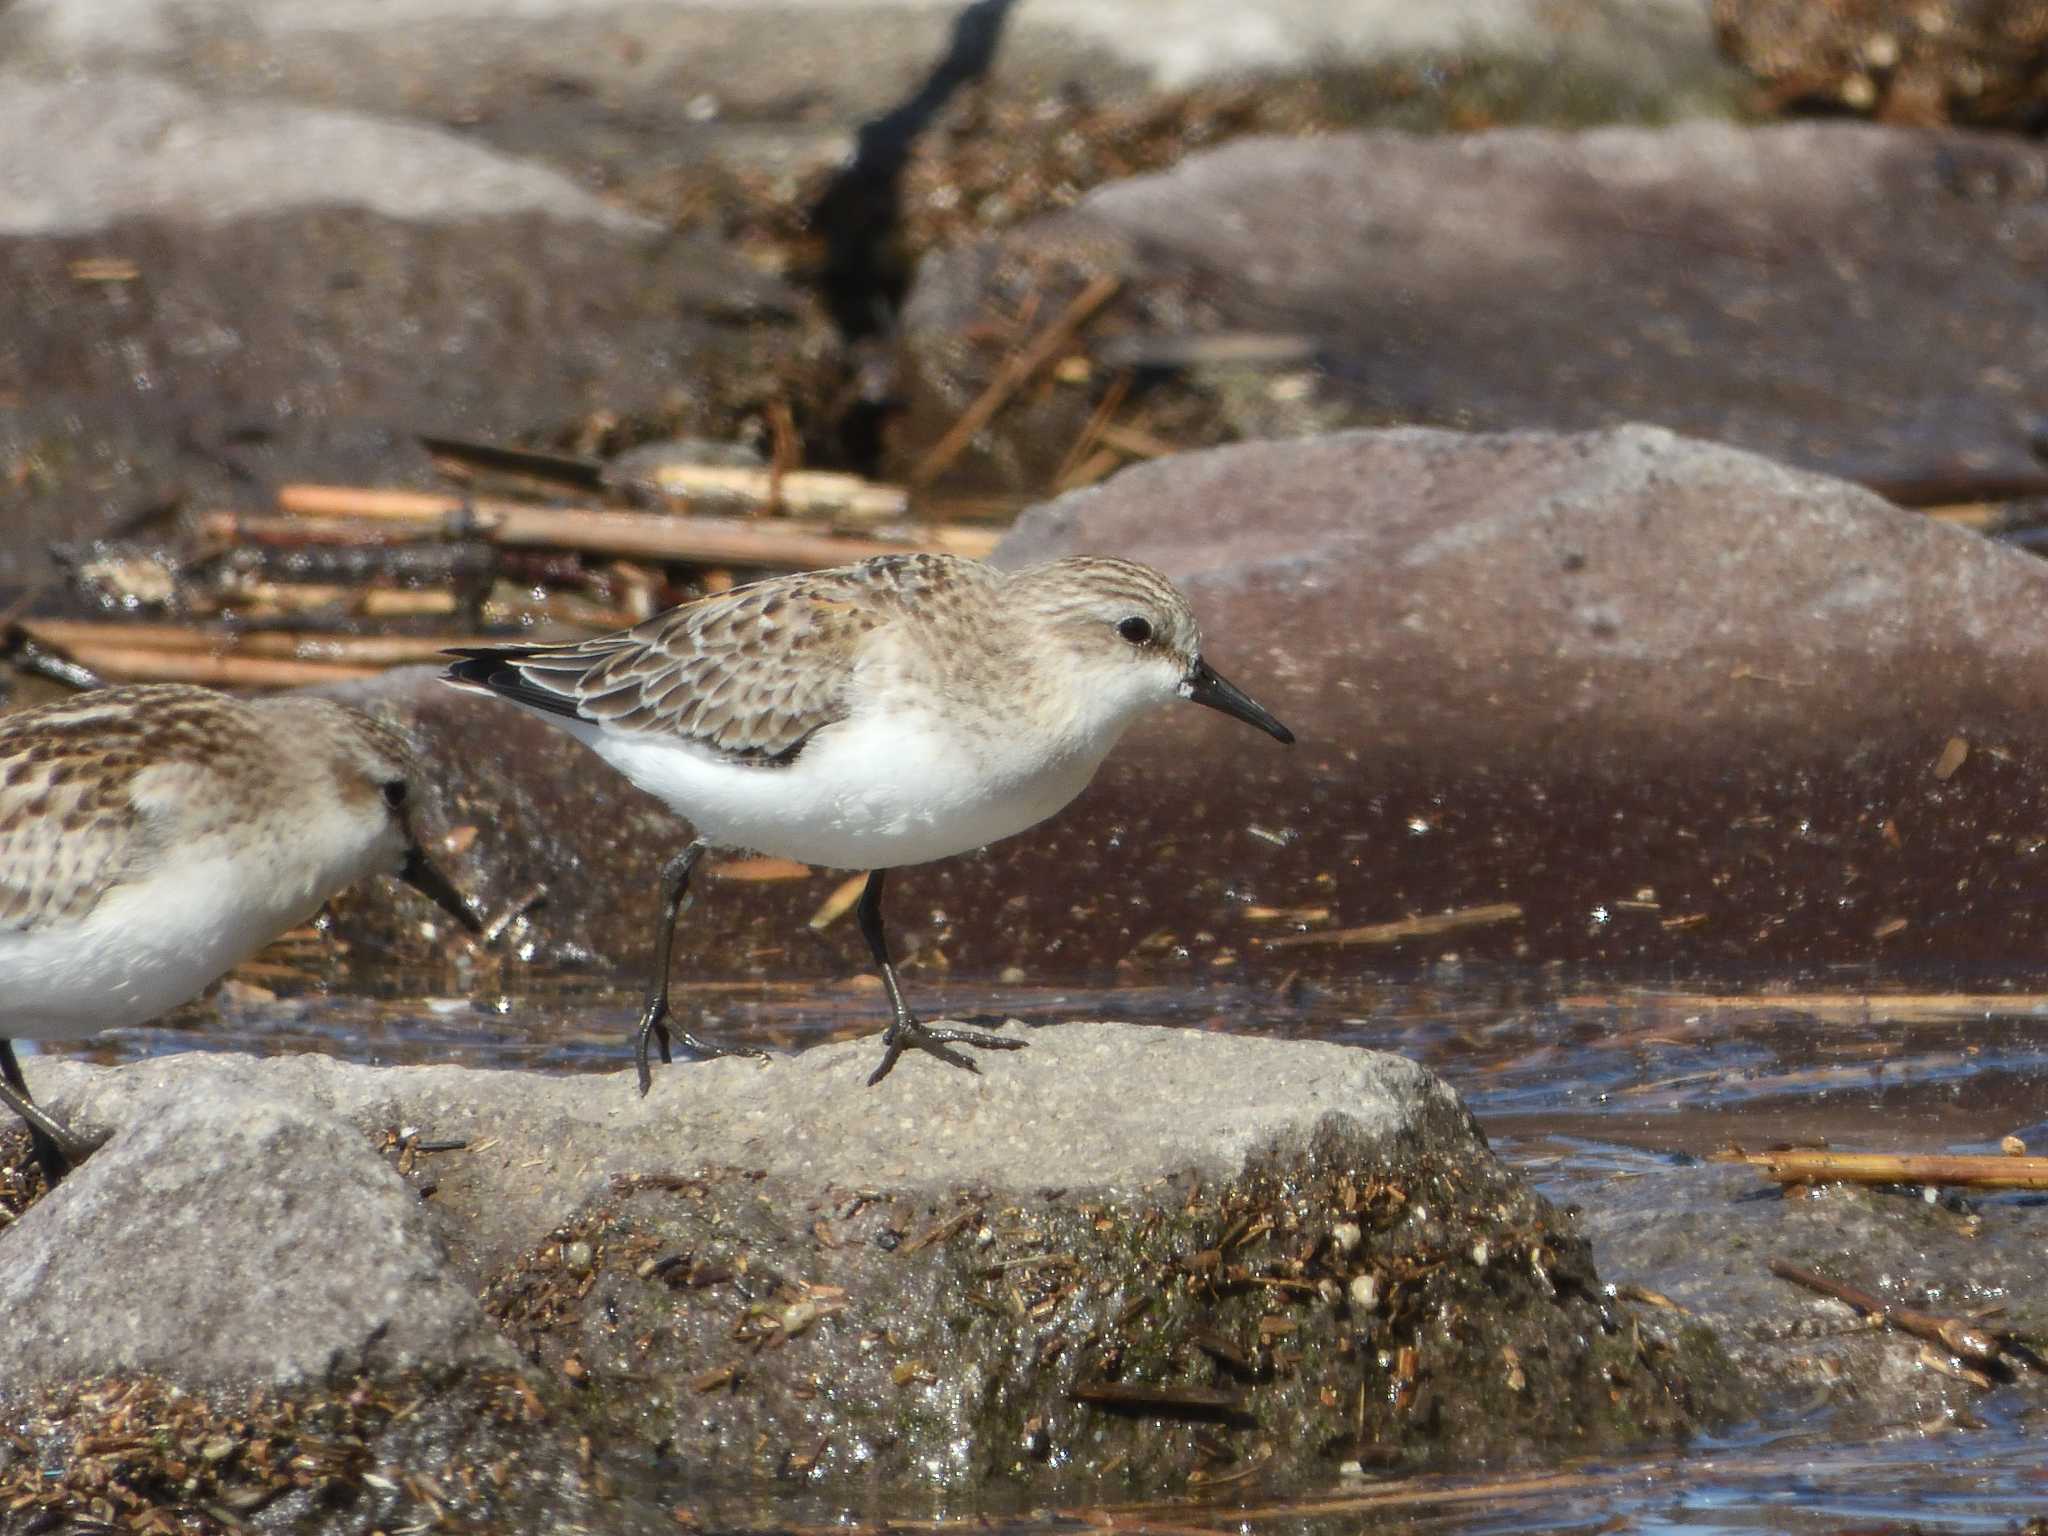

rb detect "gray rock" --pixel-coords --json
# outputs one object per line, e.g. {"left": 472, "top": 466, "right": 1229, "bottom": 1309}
{"left": 0, "top": 1, "right": 1723, "bottom": 136}
{"left": 27, "top": 1023, "right": 1460, "bottom": 1278}
{"left": 0, "top": 1086, "right": 510, "bottom": 1388}
{"left": 9, "top": 1027, "right": 1740, "bottom": 1491}
{"left": 1582, "top": 1156, "right": 2048, "bottom": 1437}
{"left": 0, "top": 75, "right": 652, "bottom": 236}
{"left": 900, "top": 121, "right": 2048, "bottom": 491}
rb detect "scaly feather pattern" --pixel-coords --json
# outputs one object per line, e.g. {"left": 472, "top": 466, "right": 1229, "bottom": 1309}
{"left": 446, "top": 554, "right": 1001, "bottom": 764}
{"left": 0, "top": 686, "right": 233, "bottom": 931}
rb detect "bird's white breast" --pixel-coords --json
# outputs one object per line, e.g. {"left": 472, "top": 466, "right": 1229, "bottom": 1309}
{"left": 0, "top": 779, "right": 399, "bottom": 1041}
{"left": 585, "top": 703, "right": 1113, "bottom": 871}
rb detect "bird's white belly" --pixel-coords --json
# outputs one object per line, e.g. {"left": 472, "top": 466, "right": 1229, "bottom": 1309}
{"left": 590, "top": 711, "right": 1106, "bottom": 870}
{"left": 0, "top": 853, "right": 353, "bottom": 1041}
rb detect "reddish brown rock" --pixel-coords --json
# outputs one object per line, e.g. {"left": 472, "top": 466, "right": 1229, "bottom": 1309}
{"left": 898, "top": 122, "right": 2048, "bottom": 497}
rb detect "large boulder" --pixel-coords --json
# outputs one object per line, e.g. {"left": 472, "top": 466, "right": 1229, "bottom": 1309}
{"left": 899, "top": 121, "right": 2048, "bottom": 495}
{"left": 8, "top": 1026, "right": 1739, "bottom": 1507}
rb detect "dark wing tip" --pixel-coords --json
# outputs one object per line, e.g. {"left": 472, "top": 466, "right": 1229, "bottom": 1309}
{"left": 440, "top": 648, "right": 587, "bottom": 723}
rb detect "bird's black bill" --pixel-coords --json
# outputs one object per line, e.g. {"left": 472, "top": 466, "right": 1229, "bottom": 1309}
{"left": 1181, "top": 659, "right": 1294, "bottom": 744}
{"left": 401, "top": 847, "right": 484, "bottom": 933}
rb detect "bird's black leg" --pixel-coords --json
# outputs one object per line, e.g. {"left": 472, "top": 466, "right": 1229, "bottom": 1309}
{"left": 857, "top": 869, "right": 1025, "bottom": 1086}
{"left": 633, "top": 840, "right": 767, "bottom": 1095}
{"left": 0, "top": 1038, "right": 91, "bottom": 1186}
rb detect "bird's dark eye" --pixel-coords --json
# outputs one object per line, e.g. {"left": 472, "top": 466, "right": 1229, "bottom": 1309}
{"left": 382, "top": 781, "right": 408, "bottom": 810}
{"left": 1117, "top": 616, "right": 1154, "bottom": 645}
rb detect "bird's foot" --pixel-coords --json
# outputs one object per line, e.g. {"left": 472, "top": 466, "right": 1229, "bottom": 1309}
{"left": 634, "top": 1010, "right": 769, "bottom": 1096}
{"left": 24, "top": 1128, "right": 79, "bottom": 1189}
{"left": 0, "top": 1087, "right": 95, "bottom": 1186}
{"left": 866, "top": 1017, "right": 1026, "bottom": 1087}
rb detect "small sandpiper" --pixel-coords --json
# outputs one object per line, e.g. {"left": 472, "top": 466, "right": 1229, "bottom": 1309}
{"left": 444, "top": 552, "right": 1293, "bottom": 1089}
{"left": 0, "top": 684, "right": 478, "bottom": 1182}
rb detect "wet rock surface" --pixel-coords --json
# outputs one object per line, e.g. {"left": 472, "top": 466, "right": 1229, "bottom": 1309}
{"left": 30, "top": 1024, "right": 1457, "bottom": 1280}
{"left": 1582, "top": 1159, "right": 2048, "bottom": 1437}
{"left": 490, "top": 1118, "right": 1729, "bottom": 1493}
{"left": 899, "top": 122, "right": 2048, "bottom": 494}
{"left": 0, "top": 1028, "right": 1740, "bottom": 1519}
{"left": 332, "top": 426, "right": 2048, "bottom": 987}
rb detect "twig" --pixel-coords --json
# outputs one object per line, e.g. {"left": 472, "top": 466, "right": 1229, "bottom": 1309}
{"left": 910, "top": 274, "right": 1122, "bottom": 487}
{"left": 232, "top": 499, "right": 997, "bottom": 564}
{"left": 418, "top": 434, "right": 606, "bottom": 491}
{"left": 611, "top": 462, "right": 907, "bottom": 522}
{"left": 1718, "top": 1150, "right": 2048, "bottom": 1191}
{"left": 1261, "top": 902, "right": 1523, "bottom": 949}
{"left": 905, "top": 1208, "right": 978, "bottom": 1253}
{"left": 216, "top": 583, "right": 456, "bottom": 619}
{"left": 1769, "top": 1259, "right": 2006, "bottom": 1366}
{"left": 1921, "top": 504, "right": 2001, "bottom": 530}
{"left": 1053, "top": 370, "right": 1131, "bottom": 490}
{"left": 480, "top": 883, "right": 548, "bottom": 947}
{"left": 19, "top": 620, "right": 519, "bottom": 667}
{"left": 273, "top": 486, "right": 465, "bottom": 520}
{"left": 1, "top": 624, "right": 104, "bottom": 691}
{"left": 285, "top": 467, "right": 908, "bottom": 522}
{"left": 1069, "top": 1381, "right": 1249, "bottom": 1420}
{"left": 1059, "top": 448, "right": 1125, "bottom": 492}
{"left": 1558, "top": 989, "right": 2048, "bottom": 1023}
{"left": 1090, "top": 330, "right": 1319, "bottom": 372}
{"left": 1095, "top": 422, "right": 1185, "bottom": 459}
{"left": 1864, "top": 470, "right": 2048, "bottom": 508}
{"left": 196, "top": 513, "right": 431, "bottom": 548}
{"left": 35, "top": 647, "right": 383, "bottom": 687}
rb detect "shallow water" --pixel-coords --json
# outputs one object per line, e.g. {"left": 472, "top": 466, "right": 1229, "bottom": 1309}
{"left": 34, "top": 967, "right": 2048, "bottom": 1532}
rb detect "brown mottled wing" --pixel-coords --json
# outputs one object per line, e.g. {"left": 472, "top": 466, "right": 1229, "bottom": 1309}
{"left": 447, "top": 558, "right": 974, "bottom": 763}
{"left": 0, "top": 695, "right": 157, "bottom": 932}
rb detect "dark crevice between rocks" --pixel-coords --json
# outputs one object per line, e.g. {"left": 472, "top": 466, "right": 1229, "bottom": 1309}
{"left": 803, "top": 0, "right": 1018, "bottom": 473}
{"left": 810, "top": 0, "right": 1018, "bottom": 341}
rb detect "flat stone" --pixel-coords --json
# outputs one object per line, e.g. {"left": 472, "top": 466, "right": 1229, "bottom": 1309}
{"left": 8, "top": 1027, "right": 1740, "bottom": 1490}
{"left": 0, "top": 75, "right": 651, "bottom": 236}
{"left": 1, "top": 0, "right": 1722, "bottom": 124}
{"left": 27, "top": 1022, "right": 1457, "bottom": 1278}
{"left": 1583, "top": 1155, "right": 2048, "bottom": 1437}
{"left": 0, "top": 1089, "right": 510, "bottom": 1388}
{"left": 900, "top": 121, "right": 2048, "bottom": 492}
